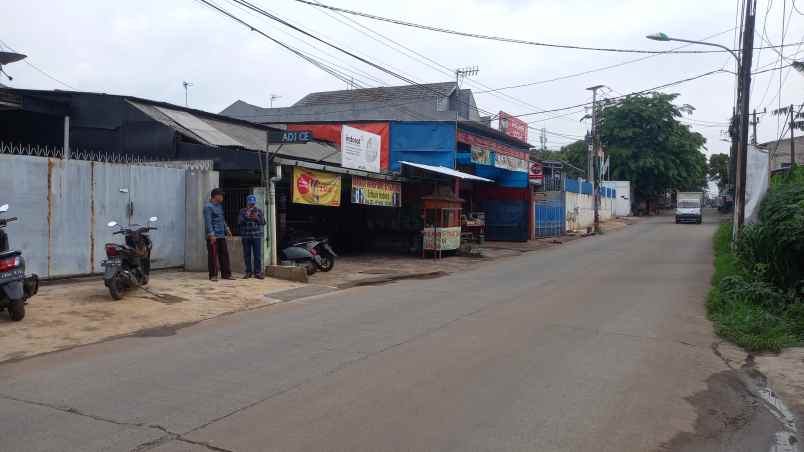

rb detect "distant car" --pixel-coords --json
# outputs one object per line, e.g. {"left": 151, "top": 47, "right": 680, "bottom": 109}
{"left": 676, "top": 192, "right": 703, "bottom": 224}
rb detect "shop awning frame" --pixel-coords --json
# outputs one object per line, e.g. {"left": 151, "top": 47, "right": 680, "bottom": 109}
{"left": 399, "top": 161, "right": 493, "bottom": 182}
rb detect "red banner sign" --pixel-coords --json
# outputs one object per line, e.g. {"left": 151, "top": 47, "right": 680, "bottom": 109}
{"left": 498, "top": 111, "right": 529, "bottom": 143}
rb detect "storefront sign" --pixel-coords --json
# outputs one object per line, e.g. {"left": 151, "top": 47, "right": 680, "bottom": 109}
{"left": 529, "top": 161, "right": 544, "bottom": 184}
{"left": 470, "top": 146, "right": 493, "bottom": 165}
{"left": 494, "top": 152, "right": 529, "bottom": 173}
{"left": 498, "top": 111, "right": 529, "bottom": 142}
{"left": 351, "top": 176, "right": 401, "bottom": 207}
{"left": 268, "top": 129, "right": 312, "bottom": 143}
{"left": 341, "top": 125, "right": 381, "bottom": 173}
{"left": 292, "top": 167, "right": 341, "bottom": 207}
{"left": 457, "top": 130, "right": 528, "bottom": 160}
{"left": 422, "top": 226, "right": 461, "bottom": 251}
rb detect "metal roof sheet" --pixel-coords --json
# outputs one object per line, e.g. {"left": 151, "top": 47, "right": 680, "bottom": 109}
{"left": 294, "top": 82, "right": 457, "bottom": 106}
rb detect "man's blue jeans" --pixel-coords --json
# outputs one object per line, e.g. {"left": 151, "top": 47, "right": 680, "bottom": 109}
{"left": 242, "top": 237, "right": 262, "bottom": 275}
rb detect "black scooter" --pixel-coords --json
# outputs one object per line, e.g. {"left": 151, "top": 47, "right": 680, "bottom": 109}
{"left": 279, "top": 237, "right": 336, "bottom": 275}
{"left": 0, "top": 203, "right": 39, "bottom": 321}
{"left": 102, "top": 217, "right": 158, "bottom": 300}
{"left": 294, "top": 237, "right": 336, "bottom": 272}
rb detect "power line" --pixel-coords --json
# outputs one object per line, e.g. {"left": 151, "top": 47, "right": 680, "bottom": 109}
{"left": 213, "top": 0, "right": 571, "bottom": 140}
{"left": 293, "top": 0, "right": 803, "bottom": 55}
{"left": 509, "top": 69, "right": 729, "bottom": 119}
{"left": 303, "top": 0, "right": 571, "bottom": 125}
{"left": 473, "top": 28, "right": 735, "bottom": 95}
{"left": 220, "top": 0, "right": 392, "bottom": 87}
{"left": 0, "top": 38, "right": 76, "bottom": 89}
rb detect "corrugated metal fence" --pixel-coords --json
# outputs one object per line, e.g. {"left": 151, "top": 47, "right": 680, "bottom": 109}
{"left": 0, "top": 153, "right": 210, "bottom": 278}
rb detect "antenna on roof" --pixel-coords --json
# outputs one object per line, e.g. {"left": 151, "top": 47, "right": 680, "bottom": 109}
{"left": 182, "top": 81, "right": 193, "bottom": 107}
{"left": 269, "top": 93, "right": 282, "bottom": 108}
{"left": 455, "top": 66, "right": 478, "bottom": 87}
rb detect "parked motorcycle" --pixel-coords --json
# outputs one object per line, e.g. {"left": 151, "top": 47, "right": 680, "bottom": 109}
{"left": 279, "top": 237, "right": 336, "bottom": 275}
{"left": 0, "top": 204, "right": 39, "bottom": 321}
{"left": 294, "top": 237, "right": 336, "bottom": 272}
{"left": 102, "top": 217, "right": 158, "bottom": 300}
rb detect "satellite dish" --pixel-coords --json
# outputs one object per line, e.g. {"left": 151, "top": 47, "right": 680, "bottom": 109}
{"left": 0, "top": 51, "right": 26, "bottom": 81}
{"left": 0, "top": 51, "right": 26, "bottom": 66}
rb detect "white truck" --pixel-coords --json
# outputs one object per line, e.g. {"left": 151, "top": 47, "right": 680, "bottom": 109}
{"left": 675, "top": 192, "right": 703, "bottom": 224}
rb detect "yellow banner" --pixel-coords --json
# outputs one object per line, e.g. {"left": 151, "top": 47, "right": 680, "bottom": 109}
{"left": 292, "top": 167, "right": 342, "bottom": 207}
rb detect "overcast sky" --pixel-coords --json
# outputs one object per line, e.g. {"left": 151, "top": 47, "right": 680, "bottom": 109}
{"left": 3, "top": 0, "right": 803, "bottom": 157}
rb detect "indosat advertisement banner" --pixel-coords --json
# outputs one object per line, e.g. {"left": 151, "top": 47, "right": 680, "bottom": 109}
{"left": 341, "top": 125, "right": 381, "bottom": 173}
{"left": 292, "top": 167, "right": 342, "bottom": 207}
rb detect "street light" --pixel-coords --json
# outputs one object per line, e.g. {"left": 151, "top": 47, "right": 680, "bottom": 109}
{"left": 646, "top": 32, "right": 739, "bottom": 62}
{"left": 646, "top": 31, "right": 747, "bottom": 238}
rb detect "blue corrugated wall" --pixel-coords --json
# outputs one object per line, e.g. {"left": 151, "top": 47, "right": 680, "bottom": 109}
{"left": 389, "top": 122, "right": 456, "bottom": 171}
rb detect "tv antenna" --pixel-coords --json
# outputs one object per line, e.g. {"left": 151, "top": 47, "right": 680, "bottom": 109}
{"left": 269, "top": 93, "right": 282, "bottom": 108}
{"left": 182, "top": 81, "right": 193, "bottom": 107}
{"left": 0, "top": 51, "right": 27, "bottom": 81}
{"left": 455, "top": 66, "right": 479, "bottom": 87}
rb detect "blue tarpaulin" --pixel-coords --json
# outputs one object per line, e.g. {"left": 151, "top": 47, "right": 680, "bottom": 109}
{"left": 389, "top": 122, "right": 456, "bottom": 171}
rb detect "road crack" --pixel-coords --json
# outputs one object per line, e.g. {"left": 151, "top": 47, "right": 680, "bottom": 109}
{"left": 0, "top": 393, "right": 232, "bottom": 452}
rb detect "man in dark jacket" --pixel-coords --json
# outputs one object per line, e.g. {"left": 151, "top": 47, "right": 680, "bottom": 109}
{"left": 238, "top": 194, "right": 266, "bottom": 279}
{"left": 204, "top": 188, "right": 233, "bottom": 281}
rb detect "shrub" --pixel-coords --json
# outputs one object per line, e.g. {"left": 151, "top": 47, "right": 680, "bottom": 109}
{"left": 735, "top": 178, "right": 804, "bottom": 297}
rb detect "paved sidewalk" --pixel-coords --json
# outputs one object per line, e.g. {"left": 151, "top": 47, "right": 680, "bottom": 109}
{"left": 0, "top": 271, "right": 300, "bottom": 362}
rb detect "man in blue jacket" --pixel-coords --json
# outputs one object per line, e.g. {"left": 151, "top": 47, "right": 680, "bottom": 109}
{"left": 238, "top": 194, "right": 266, "bottom": 279}
{"left": 204, "top": 188, "right": 233, "bottom": 281}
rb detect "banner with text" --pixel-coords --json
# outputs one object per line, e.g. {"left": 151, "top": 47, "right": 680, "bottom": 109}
{"left": 423, "top": 226, "right": 461, "bottom": 251}
{"left": 351, "top": 176, "right": 402, "bottom": 207}
{"left": 341, "top": 125, "right": 381, "bottom": 173}
{"left": 292, "top": 167, "right": 342, "bottom": 207}
{"left": 498, "top": 111, "right": 529, "bottom": 142}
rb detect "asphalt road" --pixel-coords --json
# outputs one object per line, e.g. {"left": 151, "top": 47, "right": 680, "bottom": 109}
{"left": 0, "top": 213, "right": 786, "bottom": 452}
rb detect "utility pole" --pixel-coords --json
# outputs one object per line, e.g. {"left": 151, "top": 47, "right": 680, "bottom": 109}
{"left": 790, "top": 104, "right": 796, "bottom": 168}
{"left": 539, "top": 127, "right": 547, "bottom": 152}
{"left": 587, "top": 85, "right": 605, "bottom": 233}
{"left": 733, "top": 0, "right": 756, "bottom": 237}
{"left": 750, "top": 109, "right": 759, "bottom": 145}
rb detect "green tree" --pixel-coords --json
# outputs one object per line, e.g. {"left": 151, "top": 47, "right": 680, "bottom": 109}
{"left": 599, "top": 93, "right": 707, "bottom": 208}
{"left": 708, "top": 153, "right": 730, "bottom": 192}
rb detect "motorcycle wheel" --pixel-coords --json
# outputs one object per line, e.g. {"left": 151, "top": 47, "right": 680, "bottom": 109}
{"left": 305, "top": 262, "right": 317, "bottom": 275}
{"left": 107, "top": 275, "right": 125, "bottom": 300}
{"left": 318, "top": 254, "right": 335, "bottom": 272}
{"left": 8, "top": 299, "right": 25, "bottom": 321}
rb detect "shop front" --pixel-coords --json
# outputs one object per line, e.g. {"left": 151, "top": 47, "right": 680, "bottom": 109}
{"left": 454, "top": 123, "right": 531, "bottom": 242}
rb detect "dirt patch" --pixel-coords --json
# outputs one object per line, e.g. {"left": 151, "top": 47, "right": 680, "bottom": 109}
{"left": 0, "top": 271, "right": 300, "bottom": 362}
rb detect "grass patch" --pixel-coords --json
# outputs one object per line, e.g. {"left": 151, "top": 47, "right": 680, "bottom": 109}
{"left": 706, "top": 223, "right": 802, "bottom": 353}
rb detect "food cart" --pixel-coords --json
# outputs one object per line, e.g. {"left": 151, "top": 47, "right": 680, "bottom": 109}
{"left": 421, "top": 195, "right": 462, "bottom": 259}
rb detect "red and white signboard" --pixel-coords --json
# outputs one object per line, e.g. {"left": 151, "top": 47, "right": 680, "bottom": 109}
{"left": 498, "top": 111, "right": 529, "bottom": 143}
{"left": 529, "top": 161, "right": 544, "bottom": 185}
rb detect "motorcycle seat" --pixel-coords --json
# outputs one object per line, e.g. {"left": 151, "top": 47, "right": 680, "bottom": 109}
{"left": 0, "top": 249, "right": 21, "bottom": 259}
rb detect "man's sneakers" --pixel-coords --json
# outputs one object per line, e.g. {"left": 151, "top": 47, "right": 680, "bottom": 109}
{"left": 243, "top": 273, "right": 253, "bottom": 279}
{"left": 254, "top": 273, "right": 265, "bottom": 280}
